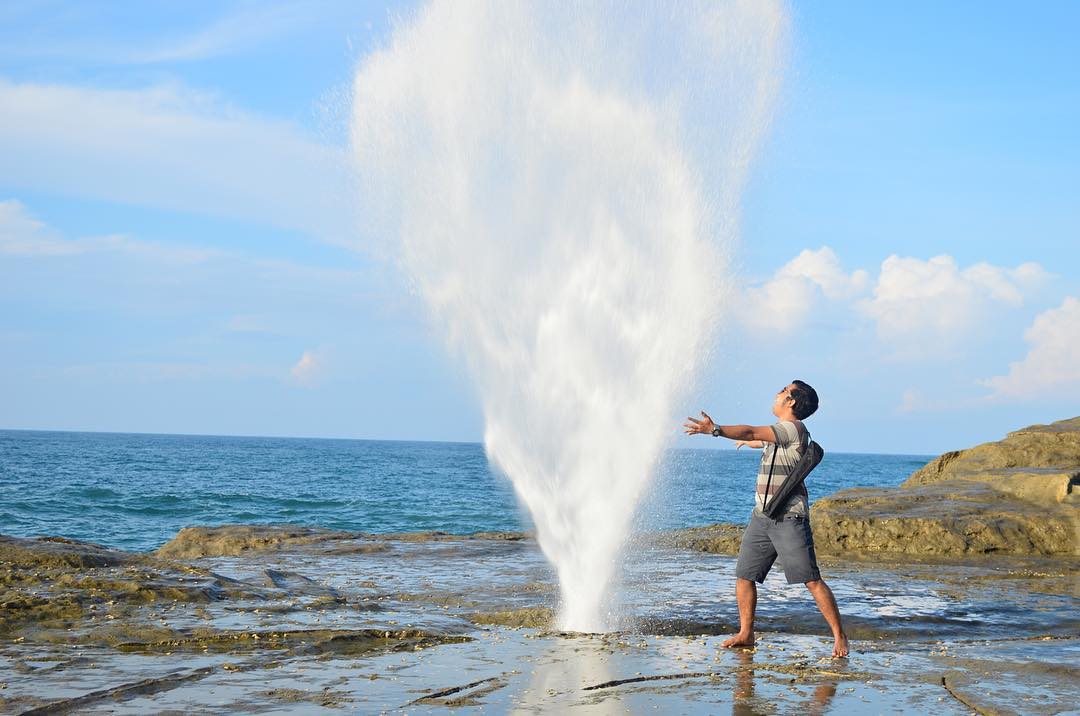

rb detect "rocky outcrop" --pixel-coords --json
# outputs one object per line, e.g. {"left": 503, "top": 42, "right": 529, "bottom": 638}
{"left": 467, "top": 607, "right": 554, "bottom": 629}
{"left": 661, "top": 524, "right": 744, "bottom": 556}
{"left": 156, "top": 525, "right": 362, "bottom": 559}
{"left": 156, "top": 525, "right": 531, "bottom": 559}
{"left": 0, "top": 535, "right": 134, "bottom": 569}
{"left": 811, "top": 417, "right": 1079, "bottom": 557}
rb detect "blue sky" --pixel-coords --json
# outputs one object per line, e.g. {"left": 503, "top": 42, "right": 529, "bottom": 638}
{"left": 1, "top": 1, "right": 1077, "bottom": 454}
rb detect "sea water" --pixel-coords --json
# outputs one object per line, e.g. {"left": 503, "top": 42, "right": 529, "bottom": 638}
{"left": 0, "top": 429, "right": 930, "bottom": 553}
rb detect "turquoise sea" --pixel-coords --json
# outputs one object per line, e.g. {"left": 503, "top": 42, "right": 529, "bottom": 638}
{"left": 0, "top": 430, "right": 932, "bottom": 552}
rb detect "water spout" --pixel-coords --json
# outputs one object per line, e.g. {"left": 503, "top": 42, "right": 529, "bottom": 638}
{"left": 352, "top": 1, "right": 786, "bottom": 631}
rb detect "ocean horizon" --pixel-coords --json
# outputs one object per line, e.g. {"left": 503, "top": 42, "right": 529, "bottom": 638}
{"left": 0, "top": 426, "right": 937, "bottom": 455}
{"left": 0, "top": 428, "right": 932, "bottom": 552}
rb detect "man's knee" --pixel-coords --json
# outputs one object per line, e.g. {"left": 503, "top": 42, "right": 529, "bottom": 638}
{"left": 804, "top": 578, "right": 825, "bottom": 590}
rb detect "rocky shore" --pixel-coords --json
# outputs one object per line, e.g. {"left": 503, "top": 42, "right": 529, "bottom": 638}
{"left": 2, "top": 418, "right": 1078, "bottom": 713}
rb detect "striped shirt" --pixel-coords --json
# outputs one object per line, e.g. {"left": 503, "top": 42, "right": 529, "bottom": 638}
{"left": 754, "top": 420, "right": 809, "bottom": 516}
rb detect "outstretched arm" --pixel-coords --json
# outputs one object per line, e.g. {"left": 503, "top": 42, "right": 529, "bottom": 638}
{"left": 683, "top": 412, "right": 777, "bottom": 442}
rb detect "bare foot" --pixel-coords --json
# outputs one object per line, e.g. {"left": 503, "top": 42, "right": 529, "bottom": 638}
{"left": 721, "top": 632, "right": 755, "bottom": 649}
{"left": 832, "top": 633, "right": 849, "bottom": 658}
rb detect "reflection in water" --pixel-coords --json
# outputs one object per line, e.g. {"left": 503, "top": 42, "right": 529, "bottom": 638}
{"left": 732, "top": 649, "right": 836, "bottom": 716}
{"left": 809, "top": 682, "right": 839, "bottom": 716}
{"left": 732, "top": 649, "right": 758, "bottom": 715}
{"left": 513, "top": 636, "right": 616, "bottom": 715}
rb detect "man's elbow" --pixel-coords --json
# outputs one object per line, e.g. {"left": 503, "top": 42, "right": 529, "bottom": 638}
{"left": 750, "top": 426, "right": 776, "bottom": 443}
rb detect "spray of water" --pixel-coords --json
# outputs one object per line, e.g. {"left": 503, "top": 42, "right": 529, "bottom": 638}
{"left": 352, "top": 1, "right": 786, "bottom": 631}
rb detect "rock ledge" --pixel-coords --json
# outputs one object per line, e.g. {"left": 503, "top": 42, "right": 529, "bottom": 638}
{"left": 810, "top": 417, "right": 1079, "bottom": 557}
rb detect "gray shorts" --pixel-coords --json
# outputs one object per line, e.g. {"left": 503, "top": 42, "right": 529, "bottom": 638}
{"left": 735, "top": 510, "right": 821, "bottom": 585}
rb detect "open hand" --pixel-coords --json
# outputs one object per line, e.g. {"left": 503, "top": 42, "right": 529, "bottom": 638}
{"left": 683, "top": 411, "right": 716, "bottom": 436}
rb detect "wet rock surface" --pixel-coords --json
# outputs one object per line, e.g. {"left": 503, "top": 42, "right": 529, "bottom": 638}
{"left": 4, "top": 523, "right": 1077, "bottom": 713}
{"left": 0, "top": 535, "right": 255, "bottom": 639}
{"left": 812, "top": 417, "right": 1080, "bottom": 557}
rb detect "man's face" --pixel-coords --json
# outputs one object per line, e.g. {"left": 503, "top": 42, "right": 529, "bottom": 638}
{"left": 772, "top": 383, "right": 796, "bottom": 417}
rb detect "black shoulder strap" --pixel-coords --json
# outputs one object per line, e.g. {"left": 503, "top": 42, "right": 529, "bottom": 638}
{"left": 796, "top": 420, "right": 809, "bottom": 449}
{"left": 761, "top": 441, "right": 779, "bottom": 512}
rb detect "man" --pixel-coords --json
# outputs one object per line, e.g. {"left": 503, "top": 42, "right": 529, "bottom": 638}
{"left": 683, "top": 380, "right": 849, "bottom": 658}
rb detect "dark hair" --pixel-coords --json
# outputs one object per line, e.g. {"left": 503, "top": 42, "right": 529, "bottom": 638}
{"left": 789, "top": 379, "right": 819, "bottom": 420}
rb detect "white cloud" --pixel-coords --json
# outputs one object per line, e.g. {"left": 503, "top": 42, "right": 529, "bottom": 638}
{"left": 858, "top": 254, "right": 1049, "bottom": 350}
{"left": 0, "top": 78, "right": 353, "bottom": 246}
{"left": 981, "top": 296, "right": 1080, "bottom": 398}
{"left": 743, "top": 246, "right": 869, "bottom": 332}
{"left": 290, "top": 349, "right": 324, "bottom": 386}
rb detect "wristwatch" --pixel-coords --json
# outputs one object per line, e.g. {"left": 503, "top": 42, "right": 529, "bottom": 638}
{"left": 712, "top": 427, "right": 722, "bottom": 437}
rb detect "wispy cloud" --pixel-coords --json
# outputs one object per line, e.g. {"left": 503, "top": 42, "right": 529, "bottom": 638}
{"left": 0, "top": 198, "right": 66, "bottom": 255}
{"left": 897, "top": 388, "right": 924, "bottom": 414}
{"left": 0, "top": 198, "right": 218, "bottom": 261}
{"left": 130, "top": 3, "right": 317, "bottom": 64}
{"left": 0, "top": 1, "right": 321, "bottom": 65}
{"left": 0, "top": 78, "right": 353, "bottom": 246}
{"left": 895, "top": 387, "right": 983, "bottom": 414}
{"left": 1, "top": 198, "right": 374, "bottom": 340}
{"left": 1, "top": 200, "right": 388, "bottom": 405}
{"left": 981, "top": 296, "right": 1080, "bottom": 398}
